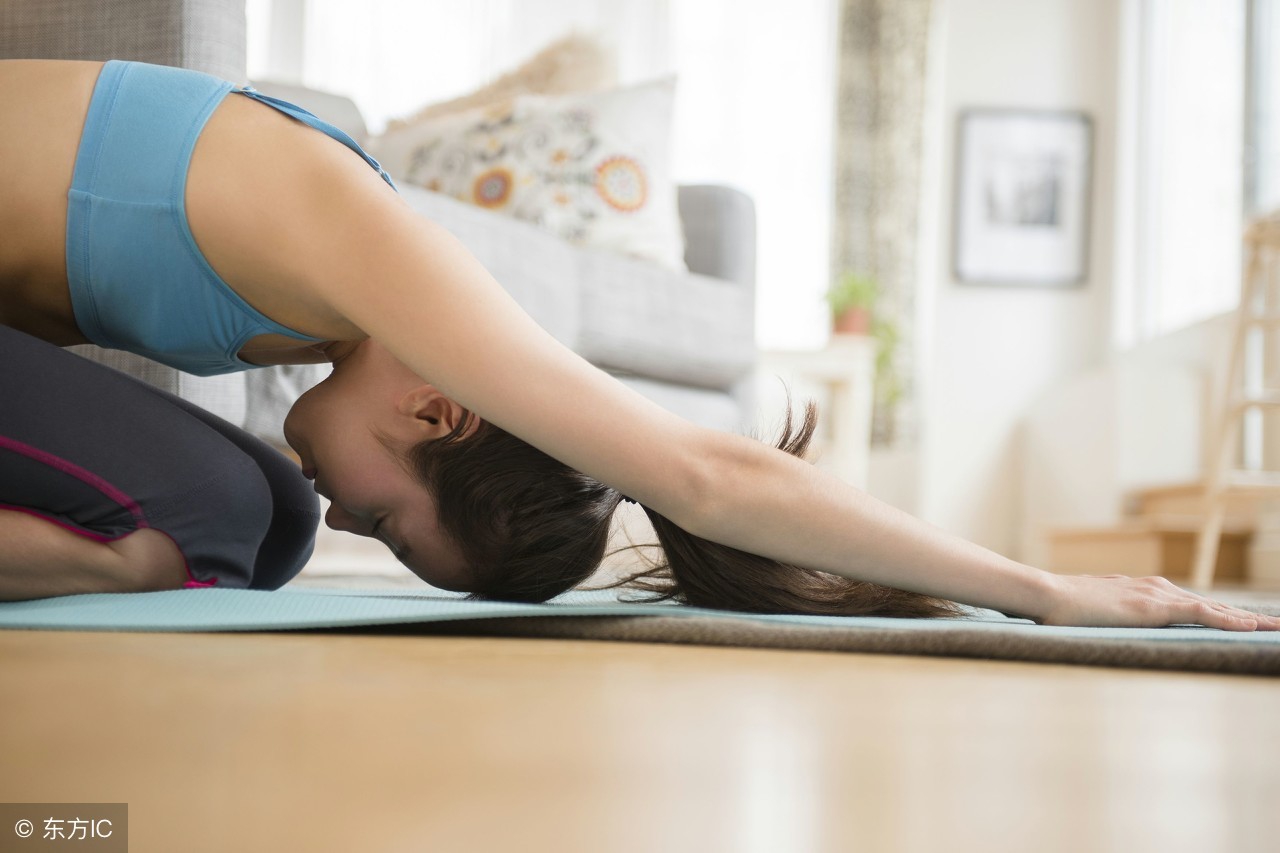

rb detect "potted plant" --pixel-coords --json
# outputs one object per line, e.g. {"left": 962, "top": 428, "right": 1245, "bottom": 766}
{"left": 870, "top": 315, "right": 904, "bottom": 409}
{"left": 824, "top": 271, "right": 879, "bottom": 336}
{"left": 822, "top": 271, "right": 908, "bottom": 443}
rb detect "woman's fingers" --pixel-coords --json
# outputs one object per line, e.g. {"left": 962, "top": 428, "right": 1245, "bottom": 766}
{"left": 1192, "top": 601, "right": 1257, "bottom": 630}
{"left": 1043, "top": 573, "right": 1280, "bottom": 629}
{"left": 1206, "top": 601, "right": 1280, "bottom": 630}
{"left": 1173, "top": 589, "right": 1280, "bottom": 631}
{"left": 1137, "top": 577, "right": 1275, "bottom": 631}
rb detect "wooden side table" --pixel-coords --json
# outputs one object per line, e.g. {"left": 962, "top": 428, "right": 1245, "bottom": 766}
{"left": 755, "top": 334, "right": 876, "bottom": 490}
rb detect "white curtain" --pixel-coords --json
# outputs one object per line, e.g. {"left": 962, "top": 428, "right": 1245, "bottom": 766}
{"left": 1117, "top": 0, "right": 1244, "bottom": 349}
{"left": 1251, "top": 0, "right": 1280, "bottom": 213}
{"left": 246, "top": 0, "right": 840, "bottom": 350}
{"left": 829, "top": 0, "right": 933, "bottom": 449}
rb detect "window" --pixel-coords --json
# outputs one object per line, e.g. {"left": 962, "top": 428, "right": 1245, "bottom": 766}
{"left": 1248, "top": 0, "right": 1280, "bottom": 213}
{"left": 1116, "top": 0, "right": 1245, "bottom": 350}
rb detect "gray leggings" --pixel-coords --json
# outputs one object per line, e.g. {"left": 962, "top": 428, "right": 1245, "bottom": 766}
{"left": 0, "top": 324, "right": 319, "bottom": 589}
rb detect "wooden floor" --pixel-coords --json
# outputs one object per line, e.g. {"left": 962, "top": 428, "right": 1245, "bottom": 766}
{"left": 1, "top": 622, "right": 1279, "bottom": 853}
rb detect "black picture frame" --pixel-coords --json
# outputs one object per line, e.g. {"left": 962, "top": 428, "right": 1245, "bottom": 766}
{"left": 952, "top": 109, "right": 1093, "bottom": 286}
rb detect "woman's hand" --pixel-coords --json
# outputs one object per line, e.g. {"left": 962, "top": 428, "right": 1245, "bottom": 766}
{"left": 1032, "top": 574, "right": 1280, "bottom": 630}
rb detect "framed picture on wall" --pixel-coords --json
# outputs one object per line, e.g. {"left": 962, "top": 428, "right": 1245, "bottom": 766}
{"left": 953, "top": 109, "right": 1093, "bottom": 285}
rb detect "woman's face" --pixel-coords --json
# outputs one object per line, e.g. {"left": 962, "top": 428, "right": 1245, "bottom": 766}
{"left": 283, "top": 339, "right": 477, "bottom": 592}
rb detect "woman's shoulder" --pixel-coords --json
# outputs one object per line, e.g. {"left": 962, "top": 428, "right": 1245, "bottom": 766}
{"left": 187, "top": 93, "right": 379, "bottom": 340}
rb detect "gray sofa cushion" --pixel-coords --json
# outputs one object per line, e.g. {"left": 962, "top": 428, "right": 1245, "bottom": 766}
{"left": 396, "top": 183, "right": 756, "bottom": 394}
{"left": 0, "top": 0, "right": 248, "bottom": 84}
{"left": 677, "top": 184, "right": 757, "bottom": 289}
{"left": 576, "top": 247, "right": 755, "bottom": 391}
{"left": 608, "top": 373, "right": 745, "bottom": 435}
{"left": 396, "top": 183, "right": 581, "bottom": 346}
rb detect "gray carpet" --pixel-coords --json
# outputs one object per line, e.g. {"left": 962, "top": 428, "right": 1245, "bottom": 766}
{"left": 413, "top": 606, "right": 1280, "bottom": 675}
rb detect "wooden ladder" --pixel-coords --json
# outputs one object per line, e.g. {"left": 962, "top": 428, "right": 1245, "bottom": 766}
{"left": 1190, "top": 212, "right": 1280, "bottom": 589}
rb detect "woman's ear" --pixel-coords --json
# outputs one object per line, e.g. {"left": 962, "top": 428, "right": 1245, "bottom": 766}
{"left": 397, "top": 385, "right": 478, "bottom": 438}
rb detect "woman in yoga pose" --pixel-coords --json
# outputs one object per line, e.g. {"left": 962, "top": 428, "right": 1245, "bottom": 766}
{"left": 1, "top": 58, "right": 1274, "bottom": 630}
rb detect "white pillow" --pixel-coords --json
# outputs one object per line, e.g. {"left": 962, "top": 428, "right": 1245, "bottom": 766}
{"left": 383, "top": 32, "right": 619, "bottom": 131}
{"left": 369, "top": 76, "right": 687, "bottom": 272}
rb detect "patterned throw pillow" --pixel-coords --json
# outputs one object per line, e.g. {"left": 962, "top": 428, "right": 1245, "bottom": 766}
{"left": 369, "top": 76, "right": 687, "bottom": 272}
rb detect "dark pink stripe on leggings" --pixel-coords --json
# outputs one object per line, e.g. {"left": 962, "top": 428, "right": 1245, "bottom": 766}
{"left": 0, "top": 435, "right": 146, "bottom": 526}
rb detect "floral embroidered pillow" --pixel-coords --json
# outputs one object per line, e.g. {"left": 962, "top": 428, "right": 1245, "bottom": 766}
{"left": 370, "top": 76, "right": 687, "bottom": 272}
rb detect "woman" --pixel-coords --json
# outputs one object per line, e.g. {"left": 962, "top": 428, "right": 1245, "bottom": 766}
{"left": 0, "top": 58, "right": 1273, "bottom": 630}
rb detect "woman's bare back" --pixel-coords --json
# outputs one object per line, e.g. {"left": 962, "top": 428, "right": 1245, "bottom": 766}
{"left": 0, "top": 59, "right": 101, "bottom": 344}
{"left": 0, "top": 59, "right": 362, "bottom": 362}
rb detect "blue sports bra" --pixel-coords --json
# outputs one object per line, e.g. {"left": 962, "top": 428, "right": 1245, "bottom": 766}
{"left": 65, "top": 59, "right": 399, "bottom": 376}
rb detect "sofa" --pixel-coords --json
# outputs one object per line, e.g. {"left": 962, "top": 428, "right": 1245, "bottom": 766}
{"left": 0, "top": 0, "right": 760, "bottom": 440}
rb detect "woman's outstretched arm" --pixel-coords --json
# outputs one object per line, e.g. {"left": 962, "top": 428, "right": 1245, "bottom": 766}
{"left": 685, "top": 434, "right": 1280, "bottom": 629}
{"left": 287, "top": 157, "right": 1279, "bottom": 630}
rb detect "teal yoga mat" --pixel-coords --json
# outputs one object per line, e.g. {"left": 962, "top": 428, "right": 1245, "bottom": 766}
{"left": 3, "top": 586, "right": 1279, "bottom": 675}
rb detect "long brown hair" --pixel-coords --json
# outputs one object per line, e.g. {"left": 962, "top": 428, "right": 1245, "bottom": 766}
{"left": 401, "top": 390, "right": 966, "bottom": 619}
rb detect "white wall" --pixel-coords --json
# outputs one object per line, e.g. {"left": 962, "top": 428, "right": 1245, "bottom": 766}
{"left": 914, "top": 0, "right": 1120, "bottom": 561}
{"left": 1020, "top": 312, "right": 1235, "bottom": 569}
